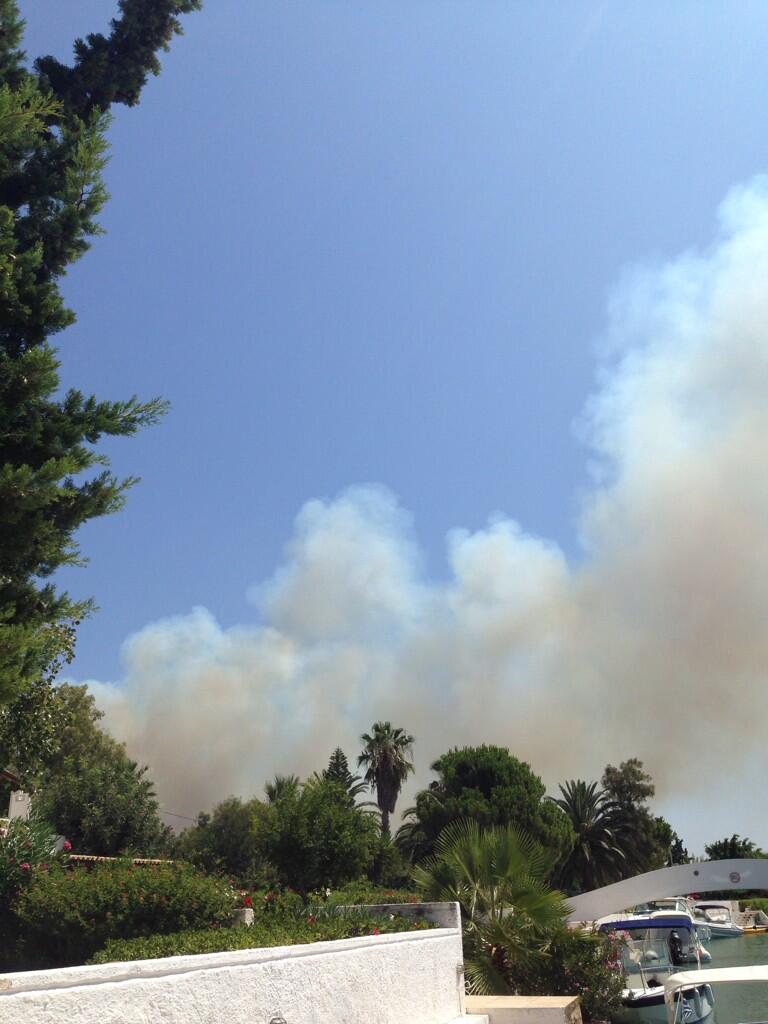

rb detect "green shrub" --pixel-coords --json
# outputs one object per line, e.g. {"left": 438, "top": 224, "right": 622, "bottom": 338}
{"left": 0, "top": 814, "right": 65, "bottom": 909}
{"left": 742, "top": 898, "right": 768, "bottom": 915}
{"left": 324, "top": 881, "right": 418, "bottom": 907}
{"left": 0, "top": 814, "right": 72, "bottom": 968}
{"left": 366, "top": 834, "right": 412, "bottom": 888}
{"left": 253, "top": 887, "right": 307, "bottom": 916}
{"left": 13, "top": 862, "right": 235, "bottom": 969}
{"left": 89, "top": 913, "right": 435, "bottom": 964}
{"left": 258, "top": 779, "right": 378, "bottom": 890}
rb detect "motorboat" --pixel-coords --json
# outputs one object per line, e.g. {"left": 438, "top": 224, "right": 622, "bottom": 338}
{"left": 665, "top": 965, "right": 768, "bottom": 1023}
{"left": 599, "top": 906, "right": 712, "bottom": 962}
{"left": 598, "top": 913, "right": 715, "bottom": 1024}
{"left": 691, "top": 902, "right": 744, "bottom": 938}
{"left": 630, "top": 898, "right": 718, "bottom": 948}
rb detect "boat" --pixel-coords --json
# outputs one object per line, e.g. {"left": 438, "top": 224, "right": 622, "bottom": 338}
{"left": 597, "top": 913, "right": 715, "bottom": 1024}
{"left": 690, "top": 902, "right": 744, "bottom": 938}
{"left": 665, "top": 965, "right": 768, "bottom": 1023}
{"left": 599, "top": 905, "right": 713, "bottom": 962}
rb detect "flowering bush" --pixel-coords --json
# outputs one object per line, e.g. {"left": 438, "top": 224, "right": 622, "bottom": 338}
{"left": 0, "top": 813, "right": 70, "bottom": 969}
{"left": 508, "top": 927, "right": 625, "bottom": 1023}
{"left": 0, "top": 813, "right": 65, "bottom": 908}
{"left": 255, "top": 887, "right": 305, "bottom": 916}
{"left": 12, "top": 862, "right": 234, "bottom": 969}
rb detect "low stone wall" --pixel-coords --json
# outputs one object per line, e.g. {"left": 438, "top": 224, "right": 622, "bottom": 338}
{"left": 466, "top": 996, "right": 582, "bottom": 1024}
{"left": 0, "top": 921, "right": 466, "bottom": 1024}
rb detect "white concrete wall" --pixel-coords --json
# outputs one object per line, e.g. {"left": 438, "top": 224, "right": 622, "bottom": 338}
{"left": 0, "top": 926, "right": 466, "bottom": 1024}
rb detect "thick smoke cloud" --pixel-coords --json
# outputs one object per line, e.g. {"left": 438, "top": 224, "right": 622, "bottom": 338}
{"left": 88, "top": 180, "right": 768, "bottom": 844}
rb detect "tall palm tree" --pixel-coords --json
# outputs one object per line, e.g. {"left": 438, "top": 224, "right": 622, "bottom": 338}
{"left": 414, "top": 820, "right": 570, "bottom": 995}
{"left": 358, "top": 721, "right": 414, "bottom": 836}
{"left": 549, "top": 779, "right": 634, "bottom": 894}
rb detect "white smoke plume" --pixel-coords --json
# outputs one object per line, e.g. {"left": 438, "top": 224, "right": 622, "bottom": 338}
{"left": 88, "top": 179, "right": 768, "bottom": 845}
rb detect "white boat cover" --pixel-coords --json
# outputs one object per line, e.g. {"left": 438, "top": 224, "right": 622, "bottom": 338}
{"left": 664, "top": 965, "right": 768, "bottom": 1023}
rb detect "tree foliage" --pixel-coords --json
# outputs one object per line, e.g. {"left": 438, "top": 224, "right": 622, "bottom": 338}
{"left": 600, "top": 758, "right": 680, "bottom": 875}
{"left": 358, "top": 721, "right": 414, "bottom": 836}
{"left": 321, "top": 747, "right": 368, "bottom": 805}
{"left": 174, "top": 796, "right": 273, "bottom": 889}
{"left": 0, "top": 0, "right": 199, "bottom": 702}
{"left": 414, "top": 820, "right": 570, "bottom": 996}
{"left": 549, "top": 780, "right": 633, "bottom": 894}
{"left": 0, "top": 679, "right": 115, "bottom": 789}
{"left": 264, "top": 773, "right": 300, "bottom": 804}
{"left": 704, "top": 834, "right": 765, "bottom": 860}
{"left": 258, "top": 778, "right": 378, "bottom": 891}
{"left": 399, "top": 745, "right": 574, "bottom": 865}
{"left": 34, "top": 752, "right": 171, "bottom": 857}
{"left": 0, "top": 678, "right": 169, "bottom": 855}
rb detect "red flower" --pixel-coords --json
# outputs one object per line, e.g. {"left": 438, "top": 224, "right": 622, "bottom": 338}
{"left": 308, "top": 914, "right": 316, "bottom": 924}
{"left": 62, "top": 840, "right": 72, "bottom": 852}
{"left": 243, "top": 896, "right": 253, "bottom": 908}
{"left": 372, "top": 927, "right": 380, "bottom": 935}
{"left": 19, "top": 863, "right": 30, "bottom": 872}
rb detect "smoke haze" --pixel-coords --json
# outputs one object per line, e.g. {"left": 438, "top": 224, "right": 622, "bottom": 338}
{"left": 87, "top": 180, "right": 768, "bottom": 847}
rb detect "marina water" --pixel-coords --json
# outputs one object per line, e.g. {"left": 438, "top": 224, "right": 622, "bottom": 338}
{"left": 704, "top": 934, "right": 768, "bottom": 1024}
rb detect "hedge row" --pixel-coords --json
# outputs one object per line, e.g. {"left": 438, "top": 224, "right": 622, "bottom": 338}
{"left": 5, "top": 863, "right": 234, "bottom": 970}
{"left": 89, "top": 914, "right": 435, "bottom": 964}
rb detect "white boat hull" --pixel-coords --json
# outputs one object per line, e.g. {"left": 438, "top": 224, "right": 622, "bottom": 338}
{"left": 695, "top": 922, "right": 743, "bottom": 939}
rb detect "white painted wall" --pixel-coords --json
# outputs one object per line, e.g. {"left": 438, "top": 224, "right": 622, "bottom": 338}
{"left": 0, "top": 926, "right": 466, "bottom": 1024}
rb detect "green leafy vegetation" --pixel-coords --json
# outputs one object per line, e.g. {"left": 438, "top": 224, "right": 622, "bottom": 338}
{"left": 173, "top": 796, "right": 273, "bottom": 889}
{"left": 415, "top": 819, "right": 570, "bottom": 995}
{"left": 705, "top": 834, "right": 765, "bottom": 860}
{"left": 89, "top": 913, "right": 435, "bottom": 964}
{"left": 257, "top": 776, "right": 380, "bottom": 891}
{"left": 412, "top": 818, "right": 622, "bottom": 1022}
{"left": 11, "top": 861, "right": 233, "bottom": 969}
{"left": 0, "top": 681, "right": 170, "bottom": 855}
{"left": 397, "top": 745, "right": 574, "bottom": 865}
{"left": 550, "top": 779, "right": 636, "bottom": 894}
{"left": 510, "top": 926, "right": 626, "bottom": 1023}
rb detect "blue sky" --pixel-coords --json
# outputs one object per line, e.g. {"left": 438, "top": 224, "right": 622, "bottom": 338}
{"left": 19, "top": 2, "right": 768, "bottom": 845}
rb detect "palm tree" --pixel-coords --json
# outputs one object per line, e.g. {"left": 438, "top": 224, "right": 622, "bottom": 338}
{"left": 264, "top": 773, "right": 300, "bottom": 804}
{"left": 414, "top": 819, "right": 570, "bottom": 995}
{"left": 549, "top": 779, "right": 634, "bottom": 894}
{"left": 358, "top": 721, "right": 414, "bottom": 836}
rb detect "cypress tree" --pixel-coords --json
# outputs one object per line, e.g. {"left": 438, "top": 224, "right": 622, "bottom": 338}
{"left": 0, "top": 0, "right": 201, "bottom": 702}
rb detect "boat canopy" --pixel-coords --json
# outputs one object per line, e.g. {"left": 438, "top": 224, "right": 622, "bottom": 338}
{"left": 664, "top": 965, "right": 768, "bottom": 1024}
{"left": 600, "top": 915, "right": 695, "bottom": 932}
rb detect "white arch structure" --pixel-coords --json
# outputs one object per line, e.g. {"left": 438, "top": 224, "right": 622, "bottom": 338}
{"left": 567, "top": 859, "right": 768, "bottom": 923}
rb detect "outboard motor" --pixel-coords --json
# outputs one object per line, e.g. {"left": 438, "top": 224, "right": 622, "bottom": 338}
{"left": 669, "top": 930, "right": 685, "bottom": 966}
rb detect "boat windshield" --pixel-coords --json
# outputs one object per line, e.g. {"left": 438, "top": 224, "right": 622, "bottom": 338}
{"left": 700, "top": 907, "right": 730, "bottom": 923}
{"left": 613, "top": 926, "right": 698, "bottom": 987}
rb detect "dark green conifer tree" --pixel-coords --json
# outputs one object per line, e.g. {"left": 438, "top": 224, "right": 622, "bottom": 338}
{"left": 322, "top": 747, "right": 368, "bottom": 805}
{"left": 0, "top": 0, "right": 200, "bottom": 702}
